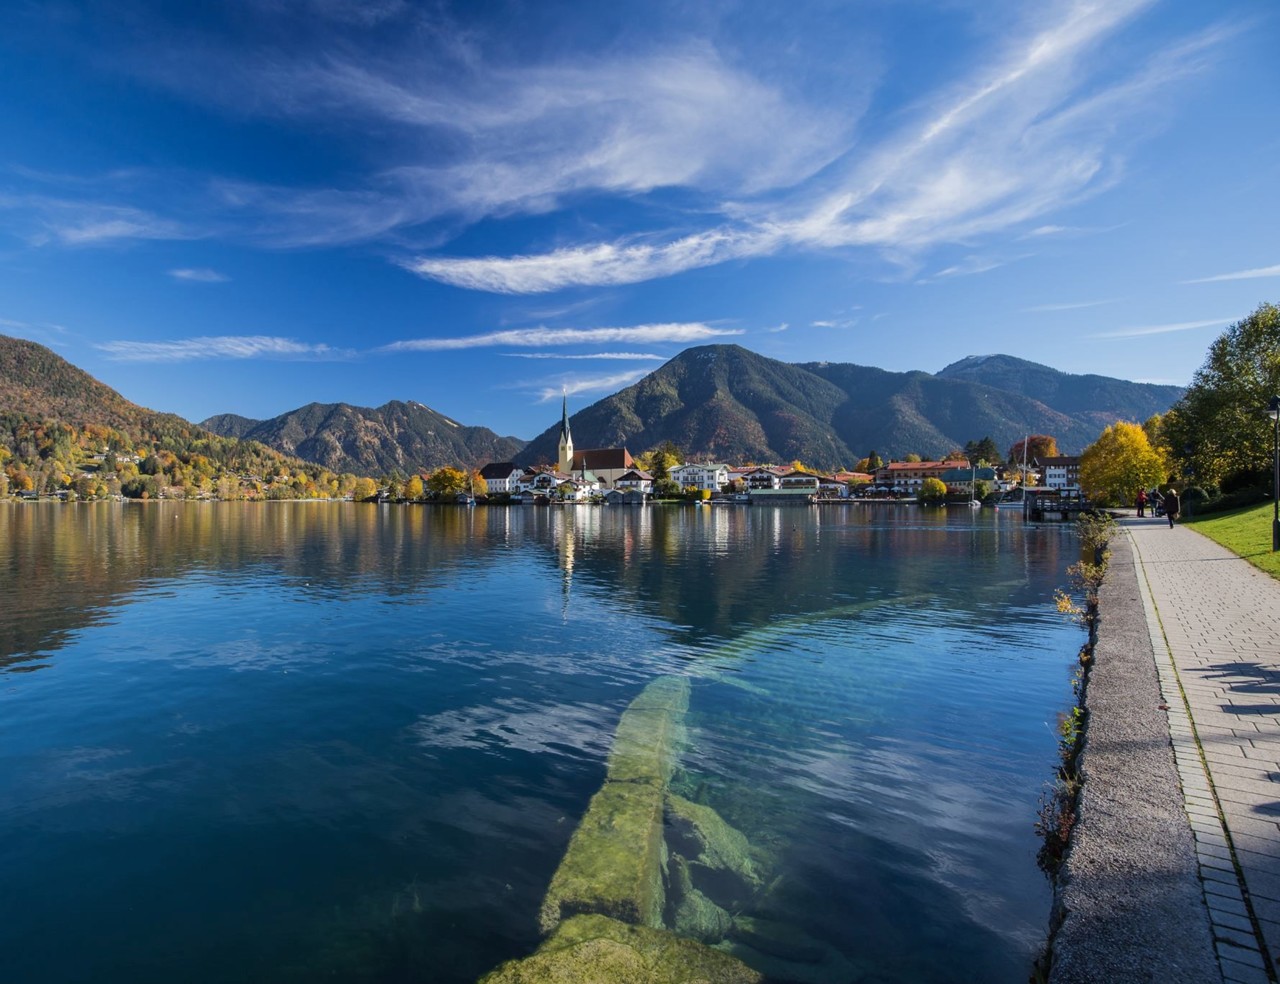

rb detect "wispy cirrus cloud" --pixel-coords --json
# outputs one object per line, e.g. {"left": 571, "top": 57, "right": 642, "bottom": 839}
{"left": 1023, "top": 298, "right": 1117, "bottom": 312}
{"left": 1184, "top": 263, "right": 1280, "bottom": 284}
{"left": 534, "top": 369, "right": 652, "bottom": 402}
{"left": 96, "top": 335, "right": 354, "bottom": 361}
{"left": 168, "top": 267, "right": 229, "bottom": 283}
{"left": 381, "top": 323, "right": 740, "bottom": 352}
{"left": 406, "top": 0, "right": 1228, "bottom": 293}
{"left": 1089, "top": 317, "right": 1229, "bottom": 339}
{"left": 503, "top": 352, "right": 665, "bottom": 361}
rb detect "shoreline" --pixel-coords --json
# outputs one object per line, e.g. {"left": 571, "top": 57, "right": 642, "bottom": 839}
{"left": 1044, "top": 530, "right": 1220, "bottom": 981}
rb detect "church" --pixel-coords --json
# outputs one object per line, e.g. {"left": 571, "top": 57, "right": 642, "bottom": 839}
{"left": 556, "top": 396, "right": 638, "bottom": 490}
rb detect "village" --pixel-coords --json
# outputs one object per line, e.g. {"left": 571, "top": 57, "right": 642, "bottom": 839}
{"left": 476, "top": 400, "right": 1084, "bottom": 505}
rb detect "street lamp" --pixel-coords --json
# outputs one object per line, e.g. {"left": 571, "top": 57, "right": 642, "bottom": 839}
{"left": 1269, "top": 396, "right": 1280, "bottom": 551}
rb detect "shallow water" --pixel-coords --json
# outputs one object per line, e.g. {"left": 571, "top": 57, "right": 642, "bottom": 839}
{"left": 0, "top": 501, "right": 1082, "bottom": 983}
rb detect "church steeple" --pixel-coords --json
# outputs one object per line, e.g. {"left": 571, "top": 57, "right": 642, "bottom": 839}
{"left": 557, "top": 391, "right": 574, "bottom": 474}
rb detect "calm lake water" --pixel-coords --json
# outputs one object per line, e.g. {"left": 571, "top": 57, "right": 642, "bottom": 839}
{"left": 0, "top": 501, "right": 1082, "bottom": 984}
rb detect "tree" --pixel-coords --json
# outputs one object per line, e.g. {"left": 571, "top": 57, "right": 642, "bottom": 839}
{"left": 404, "top": 476, "right": 424, "bottom": 501}
{"left": 1163, "top": 304, "right": 1280, "bottom": 489}
{"left": 964, "top": 437, "right": 1000, "bottom": 465}
{"left": 426, "top": 466, "right": 468, "bottom": 498}
{"left": 854, "top": 457, "right": 871, "bottom": 472}
{"left": 352, "top": 476, "right": 378, "bottom": 501}
{"left": 1079, "top": 421, "right": 1168, "bottom": 507}
{"left": 903, "top": 453, "right": 922, "bottom": 463}
{"left": 638, "top": 441, "right": 682, "bottom": 481}
{"left": 470, "top": 471, "right": 488, "bottom": 496}
{"left": 1009, "top": 435, "right": 1058, "bottom": 465}
{"left": 918, "top": 477, "right": 947, "bottom": 504}
{"left": 866, "top": 451, "right": 884, "bottom": 471}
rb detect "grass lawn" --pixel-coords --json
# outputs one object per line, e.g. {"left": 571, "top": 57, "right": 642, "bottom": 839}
{"left": 1184, "top": 501, "right": 1280, "bottom": 579}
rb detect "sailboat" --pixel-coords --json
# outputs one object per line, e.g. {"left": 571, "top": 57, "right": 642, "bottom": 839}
{"left": 995, "top": 437, "right": 1030, "bottom": 508}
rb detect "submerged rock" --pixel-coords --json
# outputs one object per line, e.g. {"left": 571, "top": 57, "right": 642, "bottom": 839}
{"left": 539, "top": 676, "right": 691, "bottom": 933}
{"left": 540, "top": 780, "right": 667, "bottom": 932}
{"left": 479, "top": 914, "right": 763, "bottom": 984}
{"left": 665, "top": 793, "right": 763, "bottom": 897}
{"left": 668, "top": 854, "right": 732, "bottom": 944}
{"left": 608, "top": 676, "right": 690, "bottom": 785}
{"left": 722, "top": 917, "right": 862, "bottom": 984}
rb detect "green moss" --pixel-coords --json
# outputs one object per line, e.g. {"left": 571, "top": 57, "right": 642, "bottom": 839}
{"left": 540, "top": 774, "right": 668, "bottom": 932}
{"left": 668, "top": 854, "right": 732, "bottom": 944}
{"left": 607, "top": 676, "right": 690, "bottom": 785}
{"left": 479, "top": 914, "right": 763, "bottom": 984}
{"left": 665, "top": 794, "right": 762, "bottom": 891}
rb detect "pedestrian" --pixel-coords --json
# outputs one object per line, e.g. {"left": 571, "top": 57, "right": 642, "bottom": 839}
{"left": 1136, "top": 488, "right": 1147, "bottom": 517}
{"left": 1164, "top": 487, "right": 1180, "bottom": 528}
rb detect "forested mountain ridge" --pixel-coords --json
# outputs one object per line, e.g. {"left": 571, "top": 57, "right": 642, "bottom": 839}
{"left": 0, "top": 334, "right": 370, "bottom": 499}
{"left": 200, "top": 400, "right": 526, "bottom": 476}
{"left": 516, "top": 345, "right": 1183, "bottom": 470}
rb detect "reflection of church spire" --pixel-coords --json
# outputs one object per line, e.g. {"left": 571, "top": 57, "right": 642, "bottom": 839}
{"left": 557, "top": 390, "right": 574, "bottom": 475}
{"left": 558, "top": 512, "right": 575, "bottom": 618}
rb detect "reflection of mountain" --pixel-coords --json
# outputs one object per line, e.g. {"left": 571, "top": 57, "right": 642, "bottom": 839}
{"left": 1, "top": 503, "right": 1069, "bottom": 676}
{"left": 0, "top": 503, "right": 496, "bottom": 672}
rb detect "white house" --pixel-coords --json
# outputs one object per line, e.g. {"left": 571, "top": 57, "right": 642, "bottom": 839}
{"left": 613, "top": 469, "right": 654, "bottom": 494}
{"left": 478, "top": 462, "right": 523, "bottom": 494}
{"left": 1035, "top": 456, "right": 1081, "bottom": 491}
{"left": 670, "top": 462, "right": 730, "bottom": 493}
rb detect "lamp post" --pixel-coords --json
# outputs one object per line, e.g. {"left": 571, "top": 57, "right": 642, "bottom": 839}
{"left": 1270, "top": 396, "right": 1280, "bottom": 551}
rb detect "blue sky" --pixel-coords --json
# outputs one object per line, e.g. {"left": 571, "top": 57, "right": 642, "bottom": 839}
{"left": 1, "top": 0, "right": 1277, "bottom": 440}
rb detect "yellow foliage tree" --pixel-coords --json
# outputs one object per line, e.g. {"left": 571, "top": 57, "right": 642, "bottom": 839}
{"left": 405, "top": 475, "right": 424, "bottom": 501}
{"left": 1079, "top": 421, "right": 1168, "bottom": 507}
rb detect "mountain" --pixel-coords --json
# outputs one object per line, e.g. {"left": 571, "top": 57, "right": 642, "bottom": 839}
{"left": 936, "top": 354, "right": 1185, "bottom": 428}
{"left": 515, "top": 345, "right": 1183, "bottom": 470}
{"left": 0, "top": 334, "right": 368, "bottom": 494}
{"left": 0, "top": 334, "right": 194, "bottom": 437}
{"left": 201, "top": 400, "right": 526, "bottom": 476}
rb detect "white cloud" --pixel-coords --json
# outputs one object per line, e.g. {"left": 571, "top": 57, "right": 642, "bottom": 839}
{"left": 406, "top": 1, "right": 1224, "bottom": 293}
{"left": 534, "top": 369, "right": 652, "bottom": 402}
{"left": 1023, "top": 298, "right": 1117, "bottom": 312}
{"left": 96, "top": 335, "right": 354, "bottom": 361}
{"left": 1090, "top": 317, "right": 1229, "bottom": 339}
{"left": 382, "top": 323, "right": 740, "bottom": 352}
{"left": 403, "top": 229, "right": 777, "bottom": 294}
{"left": 168, "top": 267, "right": 229, "bottom": 283}
{"left": 503, "top": 352, "right": 666, "bottom": 361}
{"left": 1184, "top": 263, "right": 1280, "bottom": 284}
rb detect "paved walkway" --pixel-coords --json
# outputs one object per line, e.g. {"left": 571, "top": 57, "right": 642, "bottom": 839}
{"left": 1127, "top": 515, "right": 1280, "bottom": 983}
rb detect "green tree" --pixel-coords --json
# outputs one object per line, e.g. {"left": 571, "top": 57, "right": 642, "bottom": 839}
{"left": 866, "top": 450, "right": 884, "bottom": 471}
{"left": 1162, "top": 304, "right": 1280, "bottom": 489}
{"left": 917, "top": 477, "right": 947, "bottom": 504}
{"left": 964, "top": 437, "right": 1000, "bottom": 465}
{"left": 1079, "top": 421, "right": 1167, "bottom": 506}
{"left": 903, "top": 453, "right": 922, "bottom": 463}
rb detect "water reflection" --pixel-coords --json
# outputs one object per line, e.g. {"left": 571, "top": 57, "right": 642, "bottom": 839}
{"left": 0, "top": 501, "right": 1081, "bottom": 984}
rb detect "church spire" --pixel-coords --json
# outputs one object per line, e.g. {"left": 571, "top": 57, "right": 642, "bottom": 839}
{"left": 557, "top": 390, "right": 574, "bottom": 474}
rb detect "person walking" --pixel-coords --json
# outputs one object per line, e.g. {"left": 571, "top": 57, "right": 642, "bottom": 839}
{"left": 1136, "top": 488, "right": 1147, "bottom": 517}
{"left": 1163, "top": 487, "right": 1180, "bottom": 528}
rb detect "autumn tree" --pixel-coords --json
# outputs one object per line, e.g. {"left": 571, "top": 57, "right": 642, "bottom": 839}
{"left": 427, "top": 467, "right": 468, "bottom": 497}
{"left": 471, "top": 471, "right": 489, "bottom": 496}
{"left": 637, "top": 441, "right": 682, "bottom": 481}
{"left": 1079, "top": 421, "right": 1168, "bottom": 507}
{"left": 1163, "top": 303, "right": 1280, "bottom": 489}
{"left": 1008, "top": 435, "right": 1058, "bottom": 465}
{"left": 352, "top": 477, "right": 379, "bottom": 501}
{"left": 404, "top": 475, "right": 424, "bottom": 501}
{"left": 918, "top": 477, "right": 947, "bottom": 504}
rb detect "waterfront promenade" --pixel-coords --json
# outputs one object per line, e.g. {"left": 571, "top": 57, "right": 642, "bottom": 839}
{"left": 1054, "top": 517, "right": 1280, "bottom": 982}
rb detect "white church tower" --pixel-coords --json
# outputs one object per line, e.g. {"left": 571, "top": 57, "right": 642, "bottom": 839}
{"left": 557, "top": 392, "right": 574, "bottom": 475}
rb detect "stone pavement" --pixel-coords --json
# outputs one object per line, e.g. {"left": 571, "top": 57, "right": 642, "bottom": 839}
{"left": 1127, "top": 515, "right": 1280, "bottom": 983}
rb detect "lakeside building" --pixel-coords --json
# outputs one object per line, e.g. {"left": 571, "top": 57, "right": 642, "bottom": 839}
{"left": 873, "top": 459, "right": 971, "bottom": 493}
{"left": 479, "top": 462, "right": 523, "bottom": 494}
{"left": 669, "top": 462, "right": 730, "bottom": 493}
{"left": 1034, "top": 455, "right": 1082, "bottom": 491}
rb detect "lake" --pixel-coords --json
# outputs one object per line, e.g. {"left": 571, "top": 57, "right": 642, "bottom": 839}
{"left": 0, "top": 501, "right": 1082, "bottom": 983}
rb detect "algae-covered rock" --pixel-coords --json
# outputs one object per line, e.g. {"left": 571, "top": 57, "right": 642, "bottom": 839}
{"left": 539, "top": 677, "right": 692, "bottom": 933}
{"left": 540, "top": 779, "right": 667, "bottom": 932}
{"left": 669, "top": 854, "right": 732, "bottom": 944}
{"left": 665, "top": 793, "right": 762, "bottom": 893}
{"left": 608, "top": 676, "right": 690, "bottom": 785}
{"left": 479, "top": 914, "right": 763, "bottom": 984}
